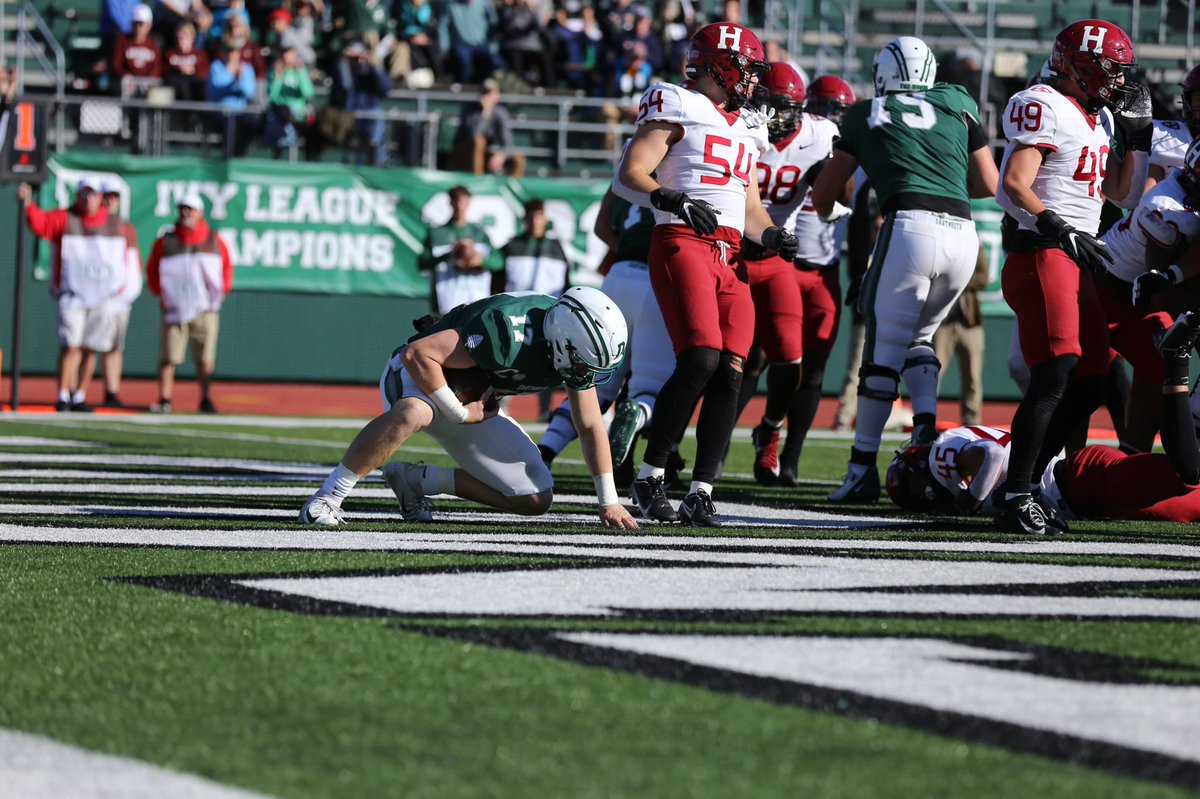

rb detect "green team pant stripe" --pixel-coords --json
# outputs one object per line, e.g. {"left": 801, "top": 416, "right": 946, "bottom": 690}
{"left": 861, "top": 213, "right": 896, "bottom": 367}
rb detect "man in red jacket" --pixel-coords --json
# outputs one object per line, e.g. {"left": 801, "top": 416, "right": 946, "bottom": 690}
{"left": 145, "top": 193, "right": 234, "bottom": 413}
{"left": 18, "top": 176, "right": 129, "bottom": 411}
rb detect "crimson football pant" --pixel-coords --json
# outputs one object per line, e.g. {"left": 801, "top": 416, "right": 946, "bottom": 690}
{"left": 1002, "top": 247, "right": 1109, "bottom": 494}
{"left": 1062, "top": 446, "right": 1200, "bottom": 521}
{"left": 642, "top": 225, "right": 753, "bottom": 484}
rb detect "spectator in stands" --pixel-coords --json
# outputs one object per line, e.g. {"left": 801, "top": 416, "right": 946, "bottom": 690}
{"left": 329, "top": 40, "right": 392, "bottom": 165}
{"left": 163, "top": 21, "right": 210, "bottom": 102}
{"left": 343, "top": 0, "right": 393, "bottom": 53}
{"left": 95, "top": 182, "right": 143, "bottom": 408}
{"left": 497, "top": 0, "right": 554, "bottom": 89}
{"left": 451, "top": 78, "right": 525, "bottom": 176}
{"left": 419, "top": 185, "right": 501, "bottom": 316}
{"left": 612, "top": 41, "right": 652, "bottom": 102}
{"left": 0, "top": 66, "right": 15, "bottom": 143}
{"left": 220, "top": 13, "right": 266, "bottom": 79}
{"left": 264, "top": 47, "right": 314, "bottom": 153}
{"left": 101, "top": 0, "right": 142, "bottom": 50}
{"left": 146, "top": 193, "right": 234, "bottom": 414}
{"left": 264, "top": 8, "right": 316, "bottom": 70}
{"left": 439, "top": 0, "right": 501, "bottom": 85}
{"left": 206, "top": 46, "right": 257, "bottom": 157}
{"left": 551, "top": 4, "right": 602, "bottom": 94}
{"left": 391, "top": 0, "right": 442, "bottom": 88}
{"left": 613, "top": 7, "right": 663, "bottom": 79}
{"left": 17, "top": 178, "right": 127, "bottom": 412}
{"left": 111, "top": 4, "right": 163, "bottom": 91}
{"left": 208, "top": 0, "right": 250, "bottom": 41}
{"left": 155, "top": 0, "right": 214, "bottom": 42}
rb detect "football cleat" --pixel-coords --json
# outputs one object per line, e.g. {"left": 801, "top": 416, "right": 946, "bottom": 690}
{"left": 381, "top": 461, "right": 434, "bottom": 522}
{"left": 994, "top": 494, "right": 1048, "bottom": 535}
{"left": 777, "top": 455, "right": 799, "bottom": 488}
{"left": 608, "top": 398, "right": 642, "bottom": 468}
{"left": 827, "top": 466, "right": 881, "bottom": 503}
{"left": 1156, "top": 311, "right": 1200, "bottom": 357}
{"left": 299, "top": 494, "right": 346, "bottom": 526}
{"left": 679, "top": 489, "right": 722, "bottom": 527}
{"left": 630, "top": 475, "right": 680, "bottom": 522}
{"left": 1037, "top": 498, "right": 1069, "bottom": 534}
{"left": 751, "top": 422, "right": 781, "bottom": 486}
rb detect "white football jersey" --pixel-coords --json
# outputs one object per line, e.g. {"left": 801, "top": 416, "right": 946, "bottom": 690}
{"left": 756, "top": 113, "right": 841, "bottom": 264}
{"left": 1149, "top": 119, "right": 1191, "bottom": 171}
{"left": 928, "top": 425, "right": 1012, "bottom": 513}
{"left": 634, "top": 82, "right": 769, "bottom": 234}
{"left": 999, "top": 84, "right": 1116, "bottom": 235}
{"left": 1101, "top": 174, "right": 1200, "bottom": 281}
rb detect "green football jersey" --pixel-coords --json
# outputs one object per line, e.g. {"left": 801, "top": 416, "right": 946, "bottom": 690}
{"left": 837, "top": 83, "right": 980, "bottom": 212}
{"left": 608, "top": 195, "right": 655, "bottom": 262}
{"left": 412, "top": 292, "right": 563, "bottom": 395}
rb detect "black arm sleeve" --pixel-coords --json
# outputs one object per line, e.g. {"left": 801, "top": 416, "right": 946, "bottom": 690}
{"left": 1161, "top": 388, "right": 1200, "bottom": 485}
{"left": 965, "top": 114, "right": 987, "bottom": 152}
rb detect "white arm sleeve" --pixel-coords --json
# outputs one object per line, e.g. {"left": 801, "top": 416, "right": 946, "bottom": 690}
{"left": 1110, "top": 149, "right": 1149, "bottom": 210}
{"left": 611, "top": 172, "right": 653, "bottom": 209}
{"left": 967, "top": 440, "right": 1008, "bottom": 501}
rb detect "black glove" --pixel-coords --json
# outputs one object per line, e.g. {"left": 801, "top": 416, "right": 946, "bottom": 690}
{"left": 761, "top": 225, "right": 799, "bottom": 261}
{"left": 844, "top": 273, "right": 863, "bottom": 311}
{"left": 1035, "top": 209, "right": 1114, "bottom": 274}
{"left": 651, "top": 188, "right": 720, "bottom": 236}
{"left": 954, "top": 489, "right": 983, "bottom": 516}
{"left": 1114, "top": 83, "right": 1153, "bottom": 152}
{"left": 1132, "top": 268, "right": 1177, "bottom": 306}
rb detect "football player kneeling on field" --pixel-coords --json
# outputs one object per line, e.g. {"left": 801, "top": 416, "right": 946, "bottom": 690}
{"left": 300, "top": 287, "right": 639, "bottom": 529}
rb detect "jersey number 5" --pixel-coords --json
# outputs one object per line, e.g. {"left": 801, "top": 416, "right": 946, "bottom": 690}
{"left": 701, "top": 135, "right": 754, "bottom": 186}
{"left": 867, "top": 94, "right": 936, "bottom": 130}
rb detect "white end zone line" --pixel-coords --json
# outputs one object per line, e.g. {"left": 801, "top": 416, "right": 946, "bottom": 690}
{"left": 0, "top": 729, "right": 273, "bottom": 799}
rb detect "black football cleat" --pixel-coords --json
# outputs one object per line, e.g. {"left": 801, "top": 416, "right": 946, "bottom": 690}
{"left": 994, "top": 494, "right": 1048, "bottom": 535}
{"left": 1156, "top": 311, "right": 1200, "bottom": 357}
{"left": 630, "top": 475, "right": 680, "bottom": 522}
{"left": 679, "top": 489, "right": 722, "bottom": 527}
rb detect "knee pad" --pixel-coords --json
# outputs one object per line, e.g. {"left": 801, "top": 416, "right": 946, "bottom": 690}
{"left": 858, "top": 362, "right": 901, "bottom": 402}
{"left": 903, "top": 345, "right": 941, "bottom": 373}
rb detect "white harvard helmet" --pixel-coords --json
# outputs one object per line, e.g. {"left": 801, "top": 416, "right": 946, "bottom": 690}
{"left": 873, "top": 36, "right": 937, "bottom": 96}
{"left": 544, "top": 286, "right": 628, "bottom": 390}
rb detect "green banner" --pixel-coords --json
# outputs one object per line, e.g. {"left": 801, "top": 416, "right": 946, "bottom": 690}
{"left": 39, "top": 154, "right": 611, "bottom": 297}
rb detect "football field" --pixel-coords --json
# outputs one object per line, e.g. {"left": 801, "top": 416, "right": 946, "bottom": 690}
{"left": 1, "top": 411, "right": 1198, "bottom": 798}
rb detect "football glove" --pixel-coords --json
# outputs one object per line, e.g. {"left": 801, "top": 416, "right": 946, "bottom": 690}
{"left": 761, "top": 225, "right": 799, "bottom": 261}
{"left": 739, "top": 104, "right": 775, "bottom": 129}
{"left": 819, "top": 201, "right": 852, "bottom": 224}
{"left": 1113, "top": 83, "right": 1153, "bottom": 152}
{"left": 651, "top": 188, "right": 720, "bottom": 236}
{"left": 1035, "top": 209, "right": 1113, "bottom": 274}
{"left": 1132, "top": 265, "right": 1182, "bottom": 306}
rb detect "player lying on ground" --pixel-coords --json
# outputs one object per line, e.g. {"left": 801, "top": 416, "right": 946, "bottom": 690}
{"left": 886, "top": 312, "right": 1200, "bottom": 525}
{"left": 300, "top": 288, "right": 639, "bottom": 529}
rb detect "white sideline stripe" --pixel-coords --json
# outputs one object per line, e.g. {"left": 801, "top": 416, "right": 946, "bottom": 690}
{"left": 0, "top": 470, "right": 326, "bottom": 482}
{"left": 0, "top": 729, "right": 273, "bottom": 799}
{"left": 3, "top": 525, "right": 1199, "bottom": 560}
{"left": 0, "top": 437, "right": 106, "bottom": 448}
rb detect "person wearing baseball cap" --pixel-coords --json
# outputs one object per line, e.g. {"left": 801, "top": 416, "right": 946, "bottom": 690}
{"left": 16, "top": 176, "right": 128, "bottom": 411}
{"left": 146, "top": 191, "right": 233, "bottom": 413}
{"left": 84, "top": 180, "right": 143, "bottom": 409}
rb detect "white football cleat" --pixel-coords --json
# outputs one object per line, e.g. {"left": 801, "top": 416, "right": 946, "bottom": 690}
{"left": 382, "top": 461, "right": 434, "bottom": 522}
{"left": 299, "top": 494, "right": 346, "bottom": 526}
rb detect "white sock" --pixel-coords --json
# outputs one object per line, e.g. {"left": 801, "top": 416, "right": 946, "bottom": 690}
{"left": 70, "top": 389, "right": 86, "bottom": 405}
{"left": 689, "top": 480, "right": 713, "bottom": 497}
{"left": 637, "top": 463, "right": 665, "bottom": 480}
{"left": 320, "top": 463, "right": 359, "bottom": 502}
{"left": 763, "top": 416, "right": 783, "bottom": 429}
{"left": 58, "top": 388, "right": 71, "bottom": 403}
{"left": 420, "top": 464, "right": 456, "bottom": 495}
{"left": 635, "top": 401, "right": 651, "bottom": 433}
